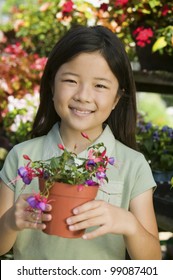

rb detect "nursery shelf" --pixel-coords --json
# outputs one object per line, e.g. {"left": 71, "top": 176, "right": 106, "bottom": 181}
{"left": 134, "top": 70, "right": 173, "bottom": 94}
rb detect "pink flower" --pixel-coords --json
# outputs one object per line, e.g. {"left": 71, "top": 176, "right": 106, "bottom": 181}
{"left": 23, "top": 154, "right": 31, "bottom": 161}
{"left": 30, "top": 57, "right": 47, "bottom": 71}
{"left": 81, "top": 132, "right": 90, "bottom": 141}
{"left": 77, "top": 184, "right": 84, "bottom": 191}
{"left": 62, "top": 0, "right": 74, "bottom": 14}
{"left": 133, "top": 27, "right": 154, "bottom": 47}
{"left": 88, "top": 149, "right": 102, "bottom": 163}
{"left": 97, "top": 166, "right": 106, "bottom": 172}
{"left": 4, "top": 42, "right": 26, "bottom": 56}
{"left": 114, "top": 0, "right": 129, "bottom": 7}
{"left": 58, "top": 144, "right": 65, "bottom": 150}
{"left": 161, "top": 5, "right": 169, "bottom": 16}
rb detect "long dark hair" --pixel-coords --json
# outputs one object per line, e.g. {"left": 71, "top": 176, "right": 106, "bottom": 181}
{"left": 31, "top": 25, "right": 137, "bottom": 149}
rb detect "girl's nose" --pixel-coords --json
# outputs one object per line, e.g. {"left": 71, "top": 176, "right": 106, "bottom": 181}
{"left": 73, "top": 84, "right": 92, "bottom": 103}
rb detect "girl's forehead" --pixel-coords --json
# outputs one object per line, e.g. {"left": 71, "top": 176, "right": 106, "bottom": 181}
{"left": 56, "top": 52, "right": 112, "bottom": 74}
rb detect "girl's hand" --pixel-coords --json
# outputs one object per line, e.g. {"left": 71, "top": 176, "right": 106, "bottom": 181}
{"left": 8, "top": 194, "right": 52, "bottom": 231}
{"left": 66, "top": 200, "right": 134, "bottom": 240}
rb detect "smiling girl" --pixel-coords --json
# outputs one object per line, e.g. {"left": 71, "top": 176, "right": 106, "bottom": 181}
{"left": 0, "top": 25, "right": 161, "bottom": 260}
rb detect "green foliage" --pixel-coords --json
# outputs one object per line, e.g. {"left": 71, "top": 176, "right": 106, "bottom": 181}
{"left": 137, "top": 93, "right": 173, "bottom": 127}
{"left": 136, "top": 116, "right": 173, "bottom": 171}
{"left": 20, "top": 140, "right": 115, "bottom": 196}
{"left": 1, "top": 0, "right": 96, "bottom": 57}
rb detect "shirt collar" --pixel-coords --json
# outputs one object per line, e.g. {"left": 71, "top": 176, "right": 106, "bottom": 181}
{"left": 42, "top": 122, "right": 116, "bottom": 160}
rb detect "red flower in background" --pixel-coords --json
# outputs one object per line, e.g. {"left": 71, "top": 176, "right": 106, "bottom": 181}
{"left": 100, "top": 3, "right": 108, "bottom": 12}
{"left": 114, "top": 0, "right": 129, "bottom": 7}
{"left": 4, "top": 42, "right": 26, "bottom": 56}
{"left": 133, "top": 27, "right": 154, "bottom": 47}
{"left": 62, "top": 0, "right": 74, "bottom": 14}
{"left": 161, "top": 4, "right": 169, "bottom": 16}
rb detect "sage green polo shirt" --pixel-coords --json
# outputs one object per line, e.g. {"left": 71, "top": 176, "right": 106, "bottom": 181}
{"left": 0, "top": 123, "right": 156, "bottom": 260}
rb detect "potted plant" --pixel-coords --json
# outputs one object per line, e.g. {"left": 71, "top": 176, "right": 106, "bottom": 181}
{"left": 97, "top": 0, "right": 173, "bottom": 71}
{"left": 136, "top": 117, "right": 173, "bottom": 219}
{"left": 17, "top": 132, "right": 116, "bottom": 238}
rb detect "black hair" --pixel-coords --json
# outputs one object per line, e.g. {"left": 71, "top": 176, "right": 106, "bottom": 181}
{"left": 31, "top": 25, "right": 137, "bottom": 149}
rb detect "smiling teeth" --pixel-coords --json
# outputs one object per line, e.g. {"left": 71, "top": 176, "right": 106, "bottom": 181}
{"left": 73, "top": 108, "right": 91, "bottom": 114}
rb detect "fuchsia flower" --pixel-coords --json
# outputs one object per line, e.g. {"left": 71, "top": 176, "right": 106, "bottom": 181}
{"left": 88, "top": 149, "right": 102, "bottom": 163}
{"left": 23, "top": 154, "right": 31, "bottom": 161}
{"left": 84, "top": 180, "right": 98, "bottom": 186}
{"left": 58, "top": 144, "right": 65, "bottom": 150}
{"left": 18, "top": 166, "right": 34, "bottom": 185}
{"left": 81, "top": 132, "right": 91, "bottom": 141}
{"left": 27, "top": 193, "right": 48, "bottom": 211}
{"left": 96, "top": 172, "right": 106, "bottom": 180}
{"left": 108, "top": 157, "right": 115, "bottom": 165}
{"left": 16, "top": 134, "right": 118, "bottom": 212}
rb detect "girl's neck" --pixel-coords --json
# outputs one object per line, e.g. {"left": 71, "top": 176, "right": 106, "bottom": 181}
{"left": 59, "top": 125, "right": 103, "bottom": 154}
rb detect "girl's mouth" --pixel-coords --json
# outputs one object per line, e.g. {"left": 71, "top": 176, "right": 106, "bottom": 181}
{"left": 70, "top": 107, "right": 94, "bottom": 116}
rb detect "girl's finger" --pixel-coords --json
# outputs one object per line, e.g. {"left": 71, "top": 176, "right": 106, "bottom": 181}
{"left": 72, "top": 200, "right": 104, "bottom": 215}
{"left": 82, "top": 226, "right": 108, "bottom": 240}
{"left": 66, "top": 207, "right": 103, "bottom": 225}
{"left": 68, "top": 215, "right": 103, "bottom": 232}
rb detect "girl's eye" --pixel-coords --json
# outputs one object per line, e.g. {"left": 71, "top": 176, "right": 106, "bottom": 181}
{"left": 96, "top": 84, "right": 108, "bottom": 89}
{"left": 62, "top": 79, "right": 77, "bottom": 84}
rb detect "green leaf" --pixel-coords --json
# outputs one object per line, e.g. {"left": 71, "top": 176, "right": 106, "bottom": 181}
{"left": 152, "top": 37, "right": 167, "bottom": 52}
{"left": 50, "top": 157, "right": 60, "bottom": 169}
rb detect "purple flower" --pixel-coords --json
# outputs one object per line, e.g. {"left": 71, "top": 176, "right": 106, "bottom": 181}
{"left": 153, "top": 131, "right": 159, "bottom": 141}
{"left": 27, "top": 195, "right": 47, "bottom": 211}
{"left": 43, "top": 171, "right": 50, "bottom": 179}
{"left": 27, "top": 196, "right": 38, "bottom": 208}
{"left": 38, "top": 202, "right": 47, "bottom": 211}
{"left": 18, "top": 167, "right": 33, "bottom": 185}
{"left": 18, "top": 166, "right": 27, "bottom": 177}
{"left": 96, "top": 172, "right": 106, "bottom": 179}
{"left": 161, "top": 125, "right": 169, "bottom": 132}
{"left": 86, "top": 159, "right": 96, "bottom": 166}
{"left": 145, "top": 122, "right": 152, "bottom": 131}
{"left": 85, "top": 179, "right": 98, "bottom": 186}
{"left": 108, "top": 157, "right": 115, "bottom": 165}
{"left": 22, "top": 175, "right": 32, "bottom": 185}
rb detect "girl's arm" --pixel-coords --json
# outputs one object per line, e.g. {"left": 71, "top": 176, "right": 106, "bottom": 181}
{"left": 124, "top": 188, "right": 162, "bottom": 259}
{"left": 0, "top": 181, "right": 51, "bottom": 256}
{"left": 0, "top": 181, "right": 17, "bottom": 255}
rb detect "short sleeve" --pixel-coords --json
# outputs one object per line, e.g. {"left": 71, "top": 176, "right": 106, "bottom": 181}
{"left": 130, "top": 154, "right": 156, "bottom": 200}
{"left": 0, "top": 147, "right": 18, "bottom": 191}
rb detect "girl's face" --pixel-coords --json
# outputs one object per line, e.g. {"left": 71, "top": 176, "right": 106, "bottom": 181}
{"left": 53, "top": 51, "right": 119, "bottom": 139}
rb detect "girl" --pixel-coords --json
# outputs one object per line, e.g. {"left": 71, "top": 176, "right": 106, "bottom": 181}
{"left": 0, "top": 25, "right": 161, "bottom": 260}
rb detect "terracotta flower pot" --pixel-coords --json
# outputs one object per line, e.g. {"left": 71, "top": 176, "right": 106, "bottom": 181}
{"left": 39, "top": 180, "right": 99, "bottom": 238}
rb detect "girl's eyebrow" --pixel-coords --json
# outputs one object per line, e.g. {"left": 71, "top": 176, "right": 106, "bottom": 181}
{"left": 94, "top": 77, "right": 112, "bottom": 84}
{"left": 61, "top": 72, "right": 79, "bottom": 77}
